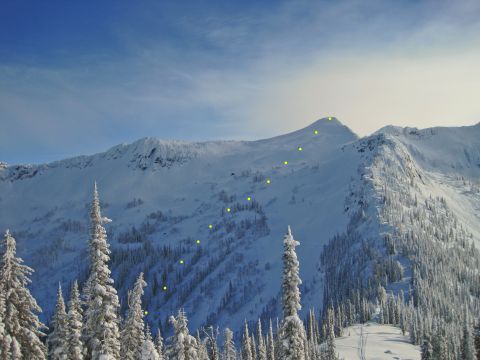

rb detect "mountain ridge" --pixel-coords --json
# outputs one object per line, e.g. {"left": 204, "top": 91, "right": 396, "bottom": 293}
{"left": 0, "top": 117, "right": 353, "bottom": 168}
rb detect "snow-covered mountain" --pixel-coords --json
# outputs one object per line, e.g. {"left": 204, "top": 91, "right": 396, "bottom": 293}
{"left": 1, "top": 118, "right": 479, "bottom": 336}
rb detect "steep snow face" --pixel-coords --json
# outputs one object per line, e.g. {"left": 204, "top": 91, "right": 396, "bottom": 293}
{"left": 0, "top": 118, "right": 361, "bottom": 332}
{"left": 342, "top": 123, "right": 480, "bottom": 350}
{"left": 376, "top": 123, "right": 480, "bottom": 177}
{"left": 374, "top": 124, "right": 480, "bottom": 246}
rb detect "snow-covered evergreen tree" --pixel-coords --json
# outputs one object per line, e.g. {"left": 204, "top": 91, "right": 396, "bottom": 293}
{"left": 196, "top": 331, "right": 209, "bottom": 360}
{"left": 83, "top": 183, "right": 121, "bottom": 360}
{"left": 48, "top": 284, "right": 69, "bottom": 360}
{"left": 223, "top": 328, "right": 237, "bottom": 360}
{"left": 121, "top": 272, "right": 147, "bottom": 360}
{"left": 273, "top": 320, "right": 282, "bottom": 360}
{"left": 474, "top": 321, "right": 480, "bottom": 360}
{"left": 205, "top": 326, "right": 219, "bottom": 360}
{"left": 266, "top": 320, "right": 275, "bottom": 360}
{"left": 242, "top": 321, "right": 253, "bottom": 360}
{"left": 421, "top": 337, "right": 433, "bottom": 360}
{"left": 251, "top": 334, "right": 257, "bottom": 360}
{"left": 324, "top": 308, "right": 337, "bottom": 360}
{"left": 0, "top": 286, "right": 10, "bottom": 359}
{"left": 141, "top": 325, "right": 160, "bottom": 360}
{"left": 67, "top": 280, "right": 84, "bottom": 360}
{"left": 168, "top": 309, "right": 198, "bottom": 360}
{"left": 155, "top": 328, "right": 164, "bottom": 360}
{"left": 307, "top": 310, "right": 319, "bottom": 359}
{"left": 432, "top": 333, "right": 447, "bottom": 360}
{"left": 462, "top": 318, "right": 476, "bottom": 360}
{"left": 279, "top": 226, "right": 306, "bottom": 360}
{"left": 0, "top": 230, "right": 46, "bottom": 359}
{"left": 257, "top": 320, "right": 267, "bottom": 360}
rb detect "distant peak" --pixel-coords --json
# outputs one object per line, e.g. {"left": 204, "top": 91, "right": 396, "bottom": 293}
{"left": 301, "top": 117, "right": 358, "bottom": 138}
{"left": 307, "top": 117, "right": 342, "bottom": 127}
{"left": 257, "top": 116, "right": 358, "bottom": 146}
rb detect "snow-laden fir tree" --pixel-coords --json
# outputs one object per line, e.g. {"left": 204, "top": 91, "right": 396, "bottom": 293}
{"left": 0, "top": 284, "right": 10, "bottom": 359}
{"left": 205, "top": 326, "right": 219, "bottom": 360}
{"left": 223, "top": 328, "right": 237, "bottom": 360}
{"left": 474, "top": 321, "right": 480, "bottom": 360}
{"left": 242, "top": 321, "right": 253, "bottom": 360}
{"left": 155, "top": 328, "right": 164, "bottom": 360}
{"left": 266, "top": 320, "right": 275, "bottom": 360}
{"left": 251, "top": 333, "right": 257, "bottom": 360}
{"left": 307, "top": 310, "right": 320, "bottom": 360}
{"left": 168, "top": 309, "right": 198, "bottom": 360}
{"left": 48, "top": 284, "right": 69, "bottom": 360}
{"left": 432, "top": 333, "right": 447, "bottom": 360}
{"left": 196, "top": 331, "right": 209, "bottom": 360}
{"left": 279, "top": 226, "right": 306, "bottom": 360}
{"left": 257, "top": 320, "right": 267, "bottom": 360}
{"left": 461, "top": 314, "right": 476, "bottom": 360}
{"left": 67, "top": 280, "right": 84, "bottom": 360}
{"left": 0, "top": 230, "right": 46, "bottom": 359}
{"left": 83, "top": 183, "right": 121, "bottom": 359}
{"left": 141, "top": 324, "right": 160, "bottom": 360}
{"left": 303, "top": 339, "right": 309, "bottom": 360}
{"left": 421, "top": 337, "right": 433, "bottom": 360}
{"left": 324, "top": 308, "right": 338, "bottom": 360}
{"left": 274, "top": 319, "right": 283, "bottom": 360}
{"left": 121, "top": 272, "right": 147, "bottom": 360}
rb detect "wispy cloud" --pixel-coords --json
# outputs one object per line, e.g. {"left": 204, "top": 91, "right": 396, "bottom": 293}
{"left": 1, "top": 0, "right": 479, "bottom": 163}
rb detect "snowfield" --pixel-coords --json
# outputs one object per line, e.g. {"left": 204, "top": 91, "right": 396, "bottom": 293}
{"left": 336, "top": 323, "right": 420, "bottom": 360}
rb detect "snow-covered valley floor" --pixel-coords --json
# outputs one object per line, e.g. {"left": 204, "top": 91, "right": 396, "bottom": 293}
{"left": 336, "top": 323, "right": 420, "bottom": 360}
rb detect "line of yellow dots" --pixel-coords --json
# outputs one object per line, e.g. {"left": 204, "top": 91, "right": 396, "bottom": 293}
{"left": 187, "top": 119, "right": 334, "bottom": 290}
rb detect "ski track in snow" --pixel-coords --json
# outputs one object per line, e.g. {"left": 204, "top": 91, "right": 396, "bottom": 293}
{"left": 337, "top": 323, "right": 420, "bottom": 360}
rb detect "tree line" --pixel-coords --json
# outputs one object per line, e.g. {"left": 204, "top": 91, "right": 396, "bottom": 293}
{"left": 1, "top": 183, "right": 479, "bottom": 359}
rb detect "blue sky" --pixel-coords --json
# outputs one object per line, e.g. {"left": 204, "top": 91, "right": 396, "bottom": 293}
{"left": 1, "top": 0, "right": 479, "bottom": 164}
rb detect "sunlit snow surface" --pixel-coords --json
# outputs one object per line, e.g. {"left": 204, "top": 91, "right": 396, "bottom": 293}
{"left": 336, "top": 323, "right": 420, "bottom": 360}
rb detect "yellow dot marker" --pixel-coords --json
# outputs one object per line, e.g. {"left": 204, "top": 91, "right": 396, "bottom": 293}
{"left": 196, "top": 239, "right": 201, "bottom": 244}
{"left": 144, "top": 311, "right": 148, "bottom": 315}
{"left": 328, "top": 117, "right": 333, "bottom": 120}
{"left": 266, "top": 179, "right": 271, "bottom": 184}
{"left": 227, "top": 207, "right": 231, "bottom": 212}
{"left": 298, "top": 147, "right": 303, "bottom": 151}
{"left": 314, "top": 130, "right": 319, "bottom": 135}
{"left": 162, "top": 286, "right": 167, "bottom": 291}
{"left": 179, "top": 259, "right": 184, "bottom": 264}
{"left": 284, "top": 161, "right": 288, "bottom": 165}
{"left": 209, "top": 224, "right": 213, "bottom": 229}
{"left": 247, "top": 197, "right": 251, "bottom": 201}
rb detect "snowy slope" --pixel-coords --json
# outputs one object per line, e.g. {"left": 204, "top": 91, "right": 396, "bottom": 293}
{"left": 375, "top": 123, "right": 480, "bottom": 177}
{"left": 0, "top": 118, "right": 361, "bottom": 332}
{"left": 374, "top": 124, "right": 480, "bottom": 245}
{"left": 0, "top": 119, "right": 479, "bottom": 336}
{"left": 336, "top": 323, "right": 420, "bottom": 360}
